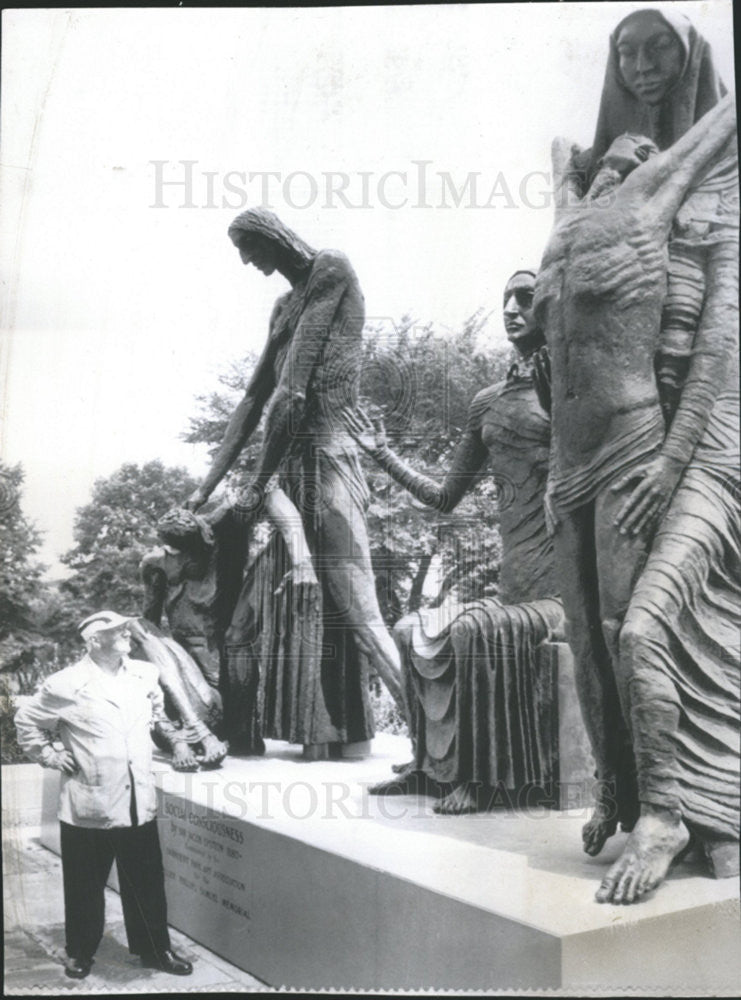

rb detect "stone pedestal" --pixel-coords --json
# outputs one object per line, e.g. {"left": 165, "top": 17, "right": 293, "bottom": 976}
{"left": 40, "top": 736, "right": 739, "bottom": 992}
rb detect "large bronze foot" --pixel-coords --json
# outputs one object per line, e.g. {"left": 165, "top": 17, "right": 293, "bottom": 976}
{"left": 199, "top": 733, "right": 228, "bottom": 769}
{"left": 369, "top": 766, "right": 428, "bottom": 796}
{"left": 595, "top": 804, "right": 690, "bottom": 904}
{"left": 582, "top": 781, "right": 619, "bottom": 856}
{"left": 391, "top": 759, "right": 416, "bottom": 774}
{"left": 171, "top": 743, "right": 199, "bottom": 772}
{"left": 434, "top": 783, "right": 479, "bottom": 815}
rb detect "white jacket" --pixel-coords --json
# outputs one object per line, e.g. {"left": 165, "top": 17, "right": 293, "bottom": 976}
{"left": 15, "top": 655, "right": 166, "bottom": 828}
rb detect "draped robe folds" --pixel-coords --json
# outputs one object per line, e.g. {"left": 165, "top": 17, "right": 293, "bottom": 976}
{"left": 540, "top": 112, "right": 739, "bottom": 866}
{"left": 625, "top": 172, "right": 740, "bottom": 867}
{"left": 396, "top": 374, "right": 565, "bottom": 789}
{"left": 222, "top": 249, "right": 375, "bottom": 750}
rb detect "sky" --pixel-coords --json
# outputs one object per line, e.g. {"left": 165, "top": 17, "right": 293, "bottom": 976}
{"left": 0, "top": 2, "right": 736, "bottom": 575}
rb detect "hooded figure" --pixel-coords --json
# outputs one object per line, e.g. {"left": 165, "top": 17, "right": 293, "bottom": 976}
{"left": 587, "top": 8, "right": 726, "bottom": 180}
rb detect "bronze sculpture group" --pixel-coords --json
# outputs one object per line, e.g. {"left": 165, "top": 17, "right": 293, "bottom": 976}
{"left": 131, "top": 8, "right": 737, "bottom": 906}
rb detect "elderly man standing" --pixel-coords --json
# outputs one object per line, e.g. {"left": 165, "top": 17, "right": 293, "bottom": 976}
{"left": 14, "top": 610, "right": 193, "bottom": 979}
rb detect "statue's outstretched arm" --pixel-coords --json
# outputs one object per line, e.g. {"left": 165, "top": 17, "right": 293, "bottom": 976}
{"left": 263, "top": 486, "right": 319, "bottom": 589}
{"left": 613, "top": 186, "right": 738, "bottom": 537}
{"left": 551, "top": 137, "right": 587, "bottom": 222}
{"left": 187, "top": 326, "right": 279, "bottom": 509}
{"left": 621, "top": 93, "right": 736, "bottom": 223}
{"left": 344, "top": 400, "right": 489, "bottom": 514}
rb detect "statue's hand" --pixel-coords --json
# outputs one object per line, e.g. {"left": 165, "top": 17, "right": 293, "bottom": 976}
{"left": 184, "top": 486, "right": 209, "bottom": 512}
{"left": 611, "top": 454, "right": 685, "bottom": 536}
{"left": 342, "top": 406, "right": 387, "bottom": 454}
{"left": 126, "top": 618, "right": 147, "bottom": 643}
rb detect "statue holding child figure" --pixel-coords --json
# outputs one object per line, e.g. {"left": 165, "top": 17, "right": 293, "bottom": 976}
{"left": 535, "top": 69, "right": 738, "bottom": 905}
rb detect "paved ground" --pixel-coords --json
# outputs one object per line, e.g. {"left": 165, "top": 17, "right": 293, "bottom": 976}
{"left": 3, "top": 764, "right": 269, "bottom": 994}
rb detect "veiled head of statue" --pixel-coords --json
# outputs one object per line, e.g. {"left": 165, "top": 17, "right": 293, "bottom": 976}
{"left": 503, "top": 270, "right": 537, "bottom": 346}
{"left": 228, "top": 208, "right": 315, "bottom": 275}
{"left": 614, "top": 10, "right": 685, "bottom": 106}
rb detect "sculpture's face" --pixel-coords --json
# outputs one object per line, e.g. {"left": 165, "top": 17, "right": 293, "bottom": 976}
{"left": 503, "top": 272, "right": 536, "bottom": 344}
{"left": 616, "top": 12, "right": 684, "bottom": 106}
{"left": 233, "top": 232, "right": 278, "bottom": 275}
{"left": 599, "top": 133, "right": 659, "bottom": 179}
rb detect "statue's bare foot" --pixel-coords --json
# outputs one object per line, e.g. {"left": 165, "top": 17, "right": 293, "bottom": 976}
{"left": 369, "top": 767, "right": 427, "bottom": 795}
{"left": 391, "top": 759, "right": 415, "bottom": 774}
{"left": 595, "top": 805, "right": 690, "bottom": 905}
{"left": 172, "top": 742, "right": 199, "bottom": 772}
{"left": 199, "top": 734, "right": 228, "bottom": 769}
{"left": 582, "top": 807, "right": 618, "bottom": 857}
{"left": 434, "top": 783, "right": 478, "bottom": 815}
{"left": 583, "top": 783, "right": 620, "bottom": 856}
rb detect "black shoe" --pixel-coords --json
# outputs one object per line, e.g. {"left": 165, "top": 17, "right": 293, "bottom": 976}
{"left": 65, "top": 956, "right": 93, "bottom": 979}
{"left": 141, "top": 949, "right": 193, "bottom": 975}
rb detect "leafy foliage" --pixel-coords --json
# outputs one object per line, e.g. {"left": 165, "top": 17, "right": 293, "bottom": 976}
{"left": 1, "top": 680, "right": 28, "bottom": 762}
{"left": 0, "top": 462, "right": 57, "bottom": 674}
{"left": 59, "top": 461, "right": 199, "bottom": 623}
{"left": 184, "top": 315, "right": 512, "bottom": 620}
{"left": 0, "top": 463, "right": 45, "bottom": 634}
{"left": 183, "top": 353, "right": 264, "bottom": 485}
{"left": 360, "top": 313, "right": 509, "bottom": 613}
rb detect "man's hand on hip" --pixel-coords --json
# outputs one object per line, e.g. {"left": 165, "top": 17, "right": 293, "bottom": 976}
{"left": 42, "top": 747, "right": 79, "bottom": 774}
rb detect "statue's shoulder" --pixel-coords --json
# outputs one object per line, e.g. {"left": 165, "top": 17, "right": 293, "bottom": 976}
{"left": 311, "top": 248, "right": 356, "bottom": 285}
{"left": 269, "top": 290, "right": 294, "bottom": 329}
{"left": 468, "top": 382, "right": 505, "bottom": 423}
{"left": 141, "top": 546, "right": 167, "bottom": 572}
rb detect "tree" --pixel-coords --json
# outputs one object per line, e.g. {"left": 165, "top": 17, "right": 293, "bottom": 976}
{"left": 60, "top": 461, "right": 200, "bottom": 620}
{"left": 359, "top": 313, "right": 509, "bottom": 614}
{"left": 0, "top": 462, "right": 51, "bottom": 671}
{"left": 183, "top": 315, "right": 512, "bottom": 621}
{"left": 184, "top": 352, "right": 264, "bottom": 481}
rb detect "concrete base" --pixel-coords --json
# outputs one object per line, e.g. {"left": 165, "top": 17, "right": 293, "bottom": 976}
{"left": 40, "top": 735, "right": 740, "bottom": 992}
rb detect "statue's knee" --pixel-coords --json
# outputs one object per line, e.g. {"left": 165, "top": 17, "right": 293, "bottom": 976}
{"left": 619, "top": 612, "right": 678, "bottom": 709}
{"left": 450, "top": 616, "right": 475, "bottom": 651}
{"left": 601, "top": 616, "right": 622, "bottom": 656}
{"left": 619, "top": 610, "right": 656, "bottom": 667}
{"left": 224, "top": 625, "right": 240, "bottom": 647}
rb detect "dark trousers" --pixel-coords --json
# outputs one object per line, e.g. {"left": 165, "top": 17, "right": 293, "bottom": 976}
{"left": 60, "top": 820, "right": 171, "bottom": 961}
